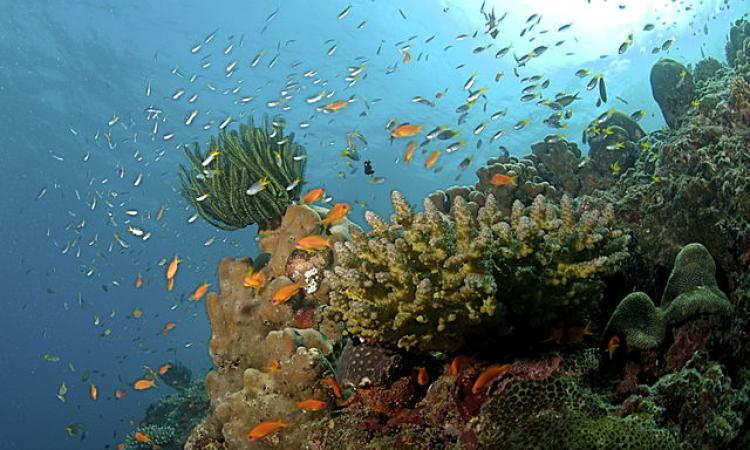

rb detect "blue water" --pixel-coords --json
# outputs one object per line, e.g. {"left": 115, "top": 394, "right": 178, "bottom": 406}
{"left": 0, "top": 0, "right": 745, "bottom": 448}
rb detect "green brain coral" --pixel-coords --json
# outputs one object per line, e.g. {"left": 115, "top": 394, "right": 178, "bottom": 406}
{"left": 179, "top": 116, "right": 307, "bottom": 230}
{"left": 327, "top": 190, "right": 628, "bottom": 352}
{"left": 605, "top": 243, "right": 733, "bottom": 349}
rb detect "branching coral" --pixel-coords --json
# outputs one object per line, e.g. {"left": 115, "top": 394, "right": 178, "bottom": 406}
{"left": 179, "top": 116, "right": 307, "bottom": 230}
{"left": 327, "top": 190, "right": 628, "bottom": 352}
{"left": 327, "top": 190, "right": 499, "bottom": 352}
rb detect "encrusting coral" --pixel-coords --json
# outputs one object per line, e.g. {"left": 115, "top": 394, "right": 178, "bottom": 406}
{"left": 621, "top": 352, "right": 750, "bottom": 450}
{"left": 179, "top": 116, "right": 307, "bottom": 230}
{"left": 328, "top": 189, "right": 628, "bottom": 352}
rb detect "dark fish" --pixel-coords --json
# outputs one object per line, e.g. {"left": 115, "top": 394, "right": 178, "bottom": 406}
{"left": 598, "top": 76, "right": 607, "bottom": 103}
{"left": 558, "top": 23, "right": 572, "bottom": 32}
{"left": 364, "top": 160, "right": 374, "bottom": 175}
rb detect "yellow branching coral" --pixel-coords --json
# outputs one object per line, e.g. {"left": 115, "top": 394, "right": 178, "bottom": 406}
{"left": 327, "top": 191, "right": 499, "bottom": 352}
{"left": 327, "top": 191, "right": 629, "bottom": 352}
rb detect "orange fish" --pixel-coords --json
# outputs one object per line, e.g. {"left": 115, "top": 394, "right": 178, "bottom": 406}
{"left": 243, "top": 270, "right": 265, "bottom": 290}
{"left": 424, "top": 150, "right": 442, "bottom": 169}
{"left": 158, "top": 363, "right": 172, "bottom": 376}
{"left": 271, "top": 283, "right": 303, "bottom": 305}
{"left": 417, "top": 367, "right": 429, "bottom": 386}
{"left": 402, "top": 51, "right": 412, "bottom": 63}
{"left": 133, "top": 379, "right": 157, "bottom": 391}
{"left": 134, "top": 431, "right": 151, "bottom": 443}
{"left": 322, "top": 377, "right": 342, "bottom": 398}
{"left": 296, "top": 399, "right": 329, "bottom": 411}
{"left": 247, "top": 420, "right": 287, "bottom": 442}
{"left": 449, "top": 355, "right": 472, "bottom": 377}
{"left": 566, "top": 323, "right": 593, "bottom": 343}
{"left": 166, "top": 255, "right": 180, "bottom": 280}
{"left": 132, "top": 307, "right": 143, "bottom": 319}
{"left": 115, "top": 389, "right": 128, "bottom": 399}
{"left": 542, "top": 326, "right": 565, "bottom": 344}
{"left": 266, "top": 358, "right": 281, "bottom": 374}
{"left": 489, "top": 173, "right": 517, "bottom": 186}
{"left": 89, "top": 383, "right": 98, "bottom": 401}
{"left": 295, "top": 235, "right": 331, "bottom": 251}
{"left": 160, "top": 321, "right": 177, "bottom": 335}
{"left": 166, "top": 277, "right": 175, "bottom": 292}
{"left": 191, "top": 282, "right": 210, "bottom": 301}
{"left": 134, "top": 273, "right": 143, "bottom": 289}
{"left": 117, "top": 443, "right": 125, "bottom": 450}
{"left": 471, "top": 364, "right": 512, "bottom": 395}
{"left": 324, "top": 100, "right": 349, "bottom": 112}
{"left": 390, "top": 123, "right": 423, "bottom": 138}
{"left": 321, "top": 203, "right": 351, "bottom": 225}
{"left": 301, "top": 188, "right": 326, "bottom": 204}
{"left": 608, "top": 335, "right": 621, "bottom": 360}
{"left": 403, "top": 141, "right": 417, "bottom": 163}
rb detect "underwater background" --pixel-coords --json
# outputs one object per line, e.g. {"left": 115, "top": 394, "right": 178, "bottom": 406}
{"left": 1, "top": 0, "right": 749, "bottom": 449}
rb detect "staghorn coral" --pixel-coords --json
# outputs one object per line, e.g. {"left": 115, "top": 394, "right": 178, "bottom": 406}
{"left": 328, "top": 189, "right": 628, "bottom": 352}
{"left": 476, "top": 376, "right": 679, "bottom": 449}
{"left": 605, "top": 243, "right": 733, "bottom": 351}
{"left": 650, "top": 58, "right": 695, "bottom": 128}
{"left": 179, "top": 116, "right": 307, "bottom": 230}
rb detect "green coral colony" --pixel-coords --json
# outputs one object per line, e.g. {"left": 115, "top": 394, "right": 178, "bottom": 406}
{"left": 127, "top": 18, "right": 750, "bottom": 450}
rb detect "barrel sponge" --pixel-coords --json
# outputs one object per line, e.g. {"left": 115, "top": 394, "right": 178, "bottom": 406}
{"left": 604, "top": 292, "right": 666, "bottom": 350}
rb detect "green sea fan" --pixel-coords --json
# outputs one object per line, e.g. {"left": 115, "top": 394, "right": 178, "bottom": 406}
{"left": 179, "top": 116, "right": 307, "bottom": 230}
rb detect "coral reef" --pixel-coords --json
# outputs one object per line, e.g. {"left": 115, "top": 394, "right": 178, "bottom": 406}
{"left": 580, "top": 109, "right": 645, "bottom": 188}
{"left": 601, "top": 58, "right": 750, "bottom": 277}
{"left": 328, "top": 190, "right": 499, "bottom": 352}
{"left": 179, "top": 116, "right": 307, "bottom": 230}
{"left": 621, "top": 352, "right": 750, "bottom": 450}
{"left": 605, "top": 243, "right": 732, "bottom": 350}
{"left": 328, "top": 190, "right": 628, "bottom": 352}
{"left": 727, "top": 19, "right": 750, "bottom": 75}
{"left": 650, "top": 58, "right": 695, "bottom": 128}
{"left": 160, "top": 362, "right": 193, "bottom": 392}
{"left": 477, "top": 376, "right": 678, "bottom": 449}
{"left": 693, "top": 57, "right": 724, "bottom": 84}
{"left": 185, "top": 204, "right": 350, "bottom": 450}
